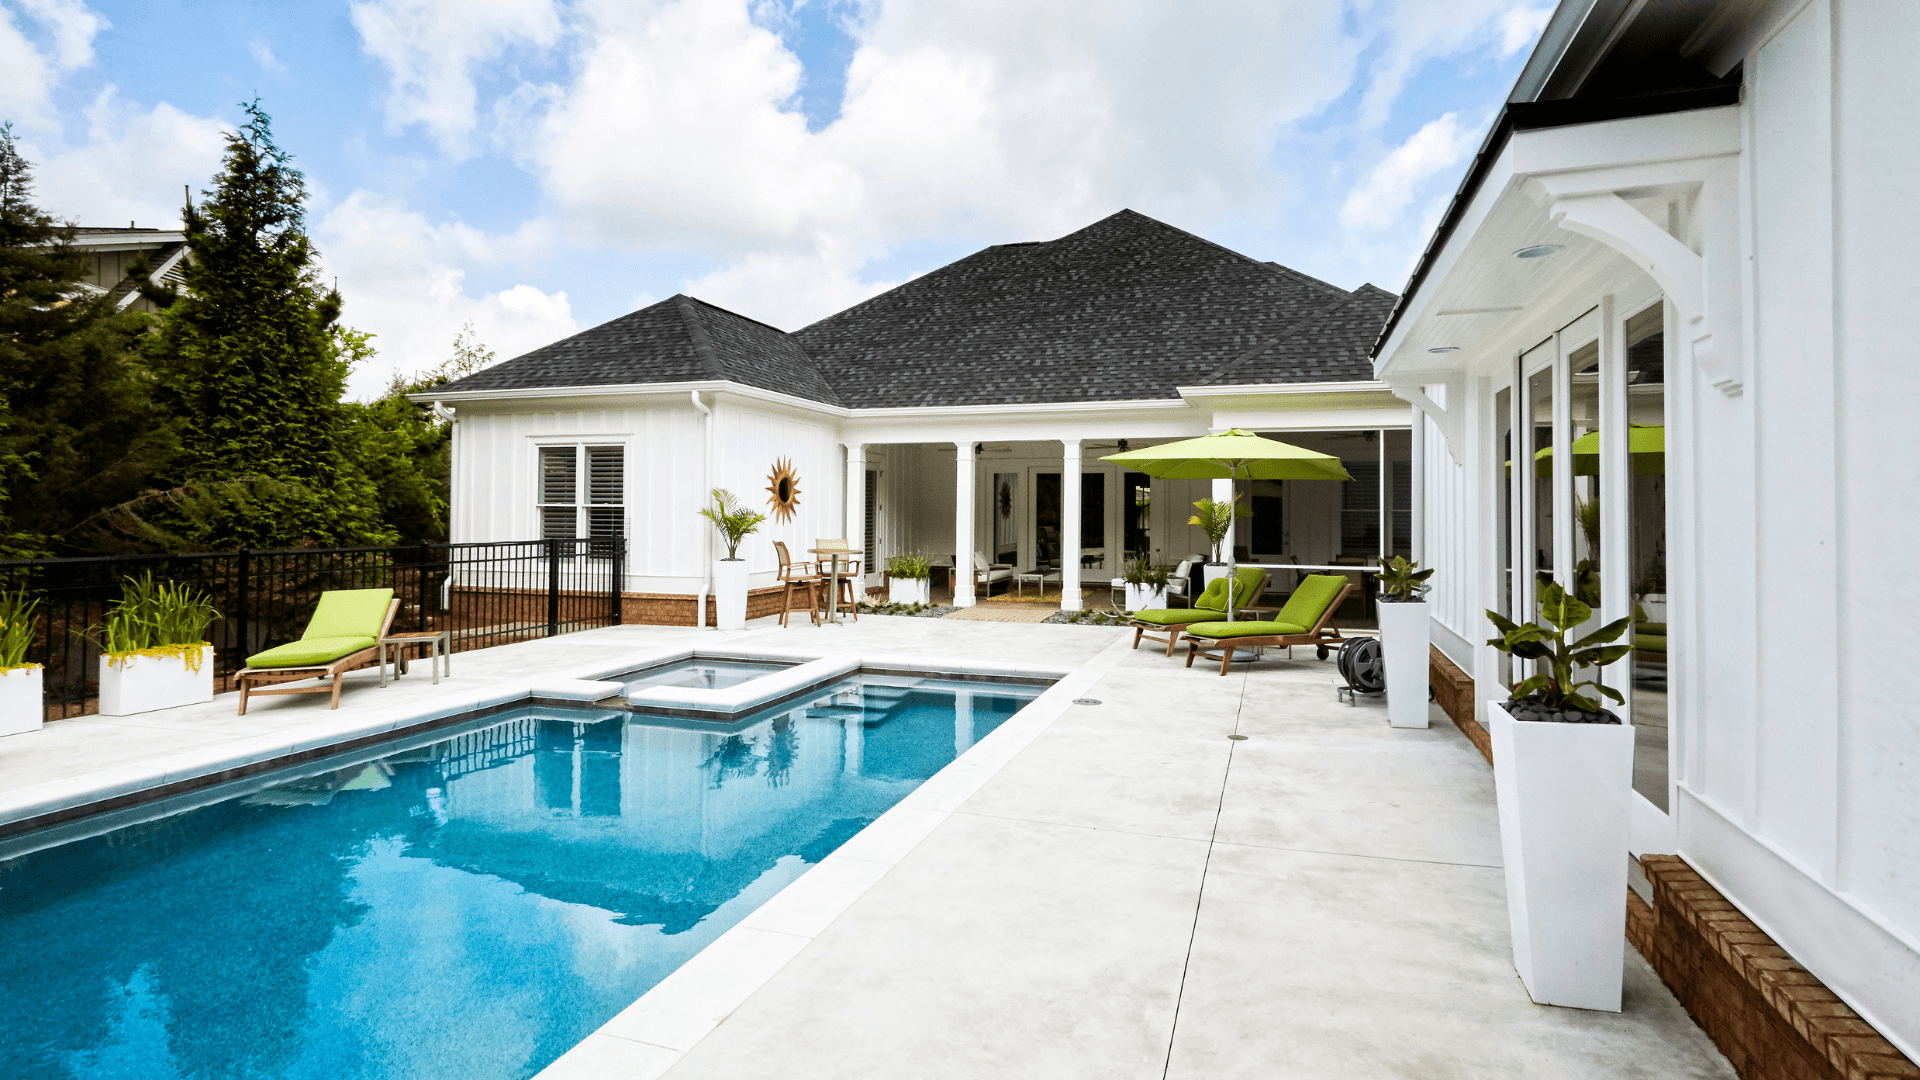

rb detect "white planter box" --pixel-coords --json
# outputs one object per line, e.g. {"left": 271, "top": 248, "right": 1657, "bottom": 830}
{"left": 1639, "top": 594, "right": 1668, "bottom": 622}
{"left": 888, "top": 577, "right": 931, "bottom": 606}
{"left": 1489, "top": 700, "right": 1635, "bottom": 1011}
{"left": 98, "top": 645, "right": 215, "bottom": 716}
{"left": 0, "top": 665, "right": 43, "bottom": 737}
{"left": 1202, "top": 563, "right": 1229, "bottom": 587}
{"left": 1124, "top": 584, "right": 1166, "bottom": 612}
{"left": 1379, "top": 600, "right": 1430, "bottom": 729}
{"left": 713, "top": 559, "right": 750, "bottom": 631}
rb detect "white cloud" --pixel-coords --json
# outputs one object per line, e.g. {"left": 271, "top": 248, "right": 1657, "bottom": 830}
{"left": 1500, "top": 4, "right": 1555, "bottom": 58}
{"left": 25, "top": 89, "right": 228, "bottom": 228}
{"left": 1338, "top": 112, "right": 1475, "bottom": 232}
{"left": 249, "top": 37, "right": 286, "bottom": 74}
{"left": 1352, "top": 0, "right": 1546, "bottom": 131}
{"left": 315, "top": 191, "right": 579, "bottom": 398}
{"left": 0, "top": 0, "right": 107, "bottom": 128}
{"left": 349, "top": 0, "right": 562, "bottom": 157}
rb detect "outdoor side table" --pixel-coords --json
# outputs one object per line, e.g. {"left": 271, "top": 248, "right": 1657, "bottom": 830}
{"left": 1014, "top": 570, "right": 1060, "bottom": 597}
{"left": 380, "top": 630, "right": 450, "bottom": 687}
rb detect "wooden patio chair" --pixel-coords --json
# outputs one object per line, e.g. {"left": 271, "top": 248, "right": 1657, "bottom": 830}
{"left": 1183, "top": 575, "right": 1353, "bottom": 676}
{"left": 774, "top": 540, "right": 822, "bottom": 628}
{"left": 1129, "top": 567, "right": 1268, "bottom": 657}
{"left": 237, "top": 589, "right": 400, "bottom": 713}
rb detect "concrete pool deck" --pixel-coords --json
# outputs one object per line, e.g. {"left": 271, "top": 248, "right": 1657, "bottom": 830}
{"left": 0, "top": 616, "right": 1734, "bottom": 1078}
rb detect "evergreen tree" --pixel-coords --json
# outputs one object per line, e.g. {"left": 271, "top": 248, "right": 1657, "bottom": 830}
{"left": 141, "top": 101, "right": 390, "bottom": 549}
{"left": 0, "top": 123, "right": 173, "bottom": 555}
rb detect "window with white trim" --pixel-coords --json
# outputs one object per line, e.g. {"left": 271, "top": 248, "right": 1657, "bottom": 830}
{"left": 537, "top": 444, "right": 624, "bottom": 540}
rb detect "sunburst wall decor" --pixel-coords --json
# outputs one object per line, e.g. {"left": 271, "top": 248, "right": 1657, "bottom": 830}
{"left": 766, "top": 459, "right": 802, "bottom": 522}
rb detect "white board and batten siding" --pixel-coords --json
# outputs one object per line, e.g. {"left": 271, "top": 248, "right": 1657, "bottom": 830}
{"left": 451, "top": 399, "right": 844, "bottom": 594}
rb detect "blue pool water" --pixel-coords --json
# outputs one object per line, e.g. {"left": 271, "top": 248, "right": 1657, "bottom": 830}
{"left": 0, "top": 674, "right": 1040, "bottom": 1080}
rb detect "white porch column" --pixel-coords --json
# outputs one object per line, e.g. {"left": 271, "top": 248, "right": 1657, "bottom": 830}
{"left": 1210, "top": 478, "right": 1234, "bottom": 564}
{"left": 953, "top": 442, "right": 976, "bottom": 607}
{"left": 1061, "top": 440, "right": 1083, "bottom": 611}
{"left": 1410, "top": 403, "right": 1426, "bottom": 564}
{"left": 845, "top": 442, "right": 866, "bottom": 552}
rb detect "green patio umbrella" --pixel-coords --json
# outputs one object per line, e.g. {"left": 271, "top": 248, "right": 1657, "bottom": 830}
{"left": 1532, "top": 423, "right": 1665, "bottom": 476}
{"left": 1101, "top": 429, "right": 1353, "bottom": 619}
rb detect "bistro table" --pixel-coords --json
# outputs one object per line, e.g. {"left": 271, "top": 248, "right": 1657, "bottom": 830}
{"left": 808, "top": 542, "right": 861, "bottom": 624}
{"left": 379, "top": 630, "right": 451, "bottom": 687}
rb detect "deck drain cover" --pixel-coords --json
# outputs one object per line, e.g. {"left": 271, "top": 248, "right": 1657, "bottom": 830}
{"left": 1228, "top": 734, "right": 1248, "bottom": 741}
{"left": 1073, "top": 698, "right": 1102, "bottom": 706}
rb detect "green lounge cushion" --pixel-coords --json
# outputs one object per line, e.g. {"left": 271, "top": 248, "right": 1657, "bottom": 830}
{"left": 246, "top": 636, "right": 377, "bottom": 669}
{"left": 303, "top": 589, "right": 394, "bottom": 638}
{"left": 1132, "top": 608, "right": 1230, "bottom": 626}
{"left": 1274, "top": 574, "right": 1348, "bottom": 628}
{"left": 1187, "top": 620, "right": 1310, "bottom": 640}
{"left": 1186, "top": 566, "right": 1268, "bottom": 613}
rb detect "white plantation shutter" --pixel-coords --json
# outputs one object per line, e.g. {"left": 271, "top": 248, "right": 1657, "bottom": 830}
{"left": 539, "top": 446, "right": 578, "bottom": 539}
{"left": 586, "top": 446, "right": 624, "bottom": 538}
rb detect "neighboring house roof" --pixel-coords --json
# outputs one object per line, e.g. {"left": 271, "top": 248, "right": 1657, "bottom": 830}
{"left": 440, "top": 209, "right": 1394, "bottom": 409}
{"left": 441, "top": 294, "right": 843, "bottom": 406}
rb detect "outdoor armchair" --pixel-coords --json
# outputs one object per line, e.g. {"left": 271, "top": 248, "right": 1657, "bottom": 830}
{"left": 973, "top": 553, "right": 1014, "bottom": 597}
{"left": 1183, "top": 574, "right": 1352, "bottom": 675}
{"left": 1129, "top": 567, "right": 1268, "bottom": 657}
{"left": 774, "top": 541, "right": 822, "bottom": 627}
{"left": 236, "top": 588, "right": 400, "bottom": 713}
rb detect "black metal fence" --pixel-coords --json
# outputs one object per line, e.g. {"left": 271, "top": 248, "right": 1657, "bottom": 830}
{"left": 0, "top": 538, "right": 625, "bottom": 722}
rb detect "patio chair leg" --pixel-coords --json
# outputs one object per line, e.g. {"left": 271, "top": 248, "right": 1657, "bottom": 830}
{"left": 238, "top": 679, "right": 250, "bottom": 716}
{"left": 1185, "top": 642, "right": 1198, "bottom": 668}
{"left": 330, "top": 674, "right": 343, "bottom": 709}
{"left": 1219, "top": 645, "right": 1235, "bottom": 676}
{"left": 1131, "top": 626, "right": 1144, "bottom": 650}
{"left": 1164, "top": 628, "right": 1182, "bottom": 657}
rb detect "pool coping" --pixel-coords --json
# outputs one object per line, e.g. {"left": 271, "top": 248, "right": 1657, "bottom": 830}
{"left": 530, "top": 633, "right": 1138, "bottom": 1080}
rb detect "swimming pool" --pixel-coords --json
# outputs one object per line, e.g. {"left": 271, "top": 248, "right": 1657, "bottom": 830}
{"left": 0, "top": 672, "right": 1042, "bottom": 1080}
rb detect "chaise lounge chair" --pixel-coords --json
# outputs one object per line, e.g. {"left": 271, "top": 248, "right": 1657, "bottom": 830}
{"left": 236, "top": 589, "right": 400, "bottom": 713}
{"left": 1129, "top": 567, "right": 1268, "bottom": 656}
{"left": 1183, "top": 574, "right": 1353, "bottom": 675}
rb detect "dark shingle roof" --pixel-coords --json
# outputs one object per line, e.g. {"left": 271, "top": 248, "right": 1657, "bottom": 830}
{"left": 795, "top": 210, "right": 1370, "bottom": 407}
{"left": 438, "top": 295, "right": 842, "bottom": 406}
{"left": 1193, "top": 285, "right": 1399, "bottom": 386}
{"left": 438, "top": 210, "right": 1393, "bottom": 408}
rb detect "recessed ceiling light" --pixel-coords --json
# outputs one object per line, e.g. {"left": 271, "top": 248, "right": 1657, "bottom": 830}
{"left": 1514, "top": 244, "right": 1564, "bottom": 259}
{"left": 1428, "top": 346, "right": 1461, "bottom": 354}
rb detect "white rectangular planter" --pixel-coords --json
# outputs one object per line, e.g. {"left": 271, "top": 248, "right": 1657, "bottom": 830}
{"left": 1123, "top": 584, "right": 1166, "bottom": 612}
{"left": 713, "top": 559, "right": 750, "bottom": 631}
{"left": 0, "top": 665, "right": 43, "bottom": 736}
{"left": 1379, "top": 600, "right": 1430, "bottom": 729}
{"left": 1489, "top": 700, "right": 1635, "bottom": 1011}
{"left": 888, "top": 577, "right": 931, "bottom": 605}
{"left": 98, "top": 645, "right": 215, "bottom": 716}
{"left": 1202, "top": 563, "right": 1229, "bottom": 587}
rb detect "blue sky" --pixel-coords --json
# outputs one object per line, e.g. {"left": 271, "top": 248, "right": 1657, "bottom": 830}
{"left": 3, "top": 0, "right": 1550, "bottom": 397}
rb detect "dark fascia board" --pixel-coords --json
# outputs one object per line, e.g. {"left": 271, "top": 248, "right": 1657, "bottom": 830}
{"left": 1367, "top": 83, "right": 1740, "bottom": 363}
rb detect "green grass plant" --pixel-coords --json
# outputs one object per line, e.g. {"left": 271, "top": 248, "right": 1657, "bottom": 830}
{"left": 87, "top": 572, "right": 221, "bottom": 670}
{"left": 0, "top": 588, "right": 40, "bottom": 670}
{"left": 885, "top": 553, "right": 932, "bottom": 580}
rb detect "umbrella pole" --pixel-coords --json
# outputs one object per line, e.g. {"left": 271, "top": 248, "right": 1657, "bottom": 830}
{"left": 1226, "top": 467, "right": 1239, "bottom": 621}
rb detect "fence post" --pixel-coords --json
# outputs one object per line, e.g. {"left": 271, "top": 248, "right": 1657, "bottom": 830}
{"left": 417, "top": 541, "right": 430, "bottom": 632}
{"left": 547, "top": 538, "right": 561, "bottom": 637}
{"left": 236, "top": 548, "right": 250, "bottom": 665}
{"left": 612, "top": 536, "right": 625, "bottom": 625}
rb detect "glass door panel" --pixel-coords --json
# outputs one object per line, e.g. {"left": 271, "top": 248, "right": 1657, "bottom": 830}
{"left": 1625, "top": 302, "right": 1669, "bottom": 810}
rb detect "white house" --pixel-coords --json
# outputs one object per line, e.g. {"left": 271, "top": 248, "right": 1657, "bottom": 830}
{"left": 1374, "top": 0, "right": 1919, "bottom": 1065}
{"left": 422, "top": 210, "right": 1414, "bottom": 622}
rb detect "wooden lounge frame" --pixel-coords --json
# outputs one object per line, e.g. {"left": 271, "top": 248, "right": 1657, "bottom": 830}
{"left": 1184, "top": 580, "right": 1352, "bottom": 676}
{"left": 236, "top": 598, "right": 401, "bottom": 714}
{"left": 1130, "top": 572, "right": 1271, "bottom": 657}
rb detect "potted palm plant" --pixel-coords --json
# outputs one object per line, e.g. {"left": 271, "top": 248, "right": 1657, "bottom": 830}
{"left": 1378, "top": 556, "right": 1435, "bottom": 729}
{"left": 699, "top": 489, "right": 765, "bottom": 631}
{"left": 1, "top": 587, "right": 42, "bottom": 736}
{"left": 91, "top": 573, "right": 221, "bottom": 716}
{"left": 887, "top": 553, "right": 932, "bottom": 605}
{"left": 1188, "top": 497, "right": 1237, "bottom": 586}
{"left": 1121, "top": 557, "right": 1170, "bottom": 612}
{"left": 1484, "top": 581, "right": 1634, "bottom": 1011}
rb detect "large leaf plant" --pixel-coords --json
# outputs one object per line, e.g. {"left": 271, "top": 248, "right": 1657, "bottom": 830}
{"left": 698, "top": 488, "right": 766, "bottom": 560}
{"left": 1486, "top": 579, "right": 1632, "bottom": 714}
{"left": 1379, "top": 555, "right": 1434, "bottom": 602}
